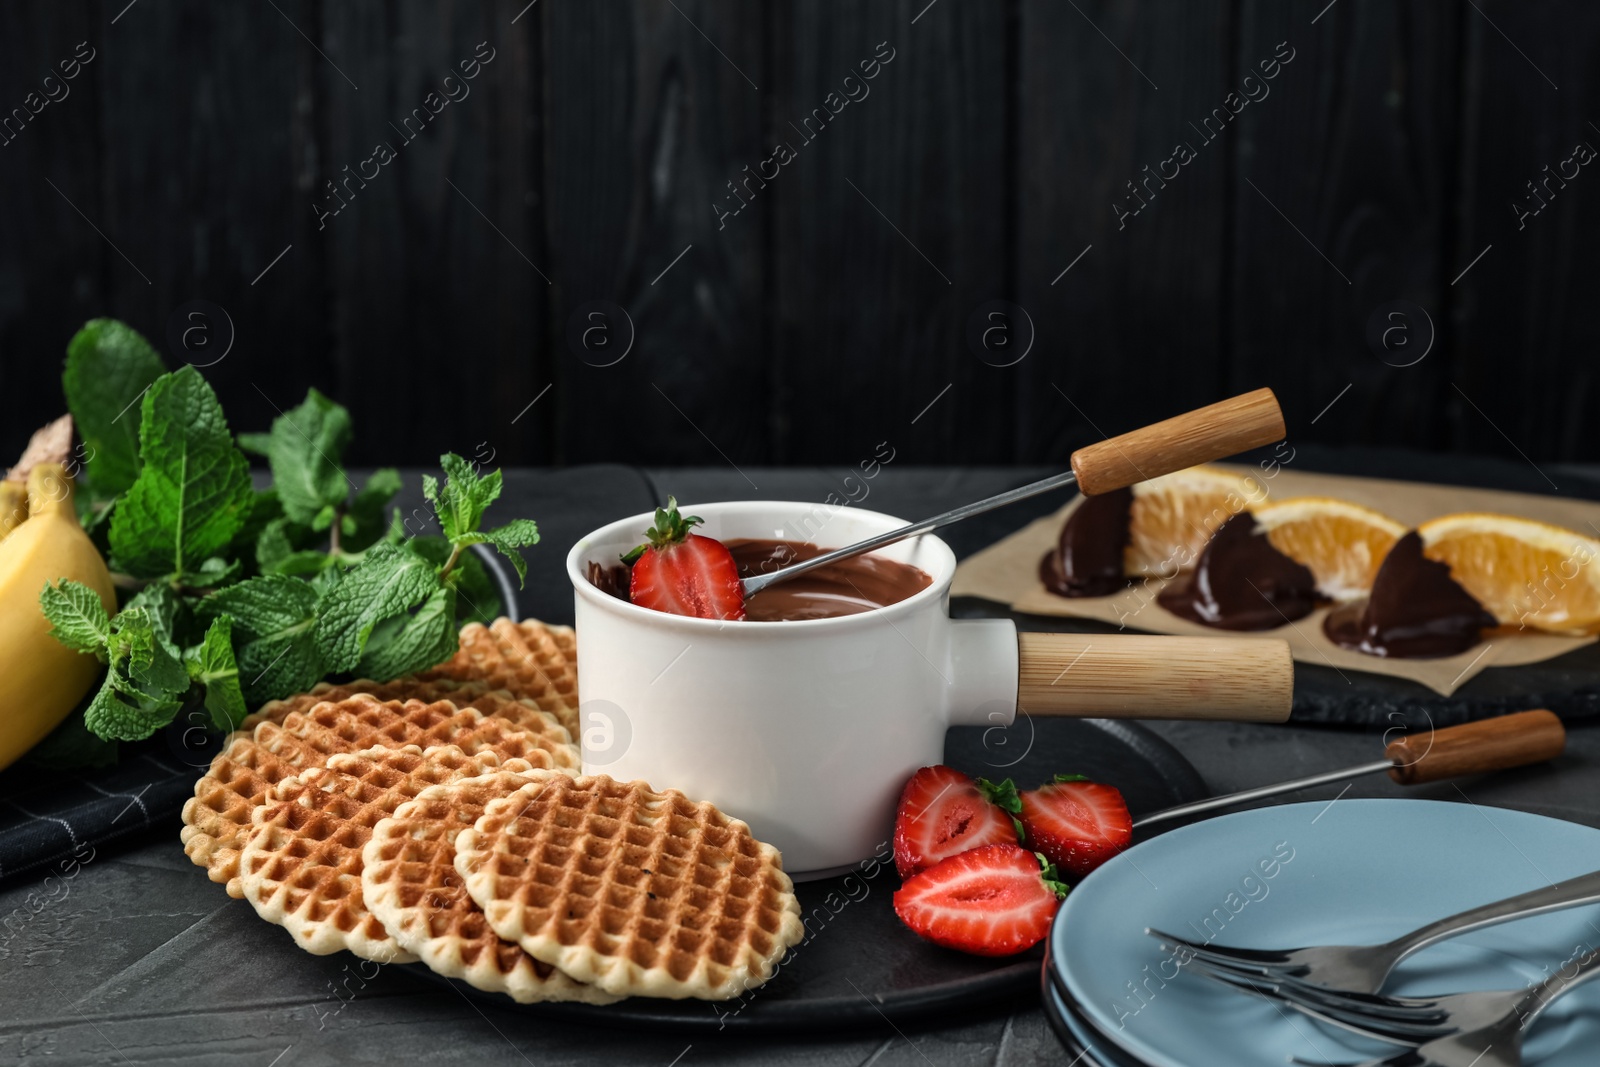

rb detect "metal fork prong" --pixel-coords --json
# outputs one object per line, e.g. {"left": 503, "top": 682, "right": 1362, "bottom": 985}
{"left": 1179, "top": 955, "right": 1450, "bottom": 1024}
{"left": 1267, "top": 972, "right": 1459, "bottom": 1017}
{"left": 1183, "top": 959, "right": 1448, "bottom": 1045}
{"left": 1146, "top": 927, "right": 1299, "bottom": 968}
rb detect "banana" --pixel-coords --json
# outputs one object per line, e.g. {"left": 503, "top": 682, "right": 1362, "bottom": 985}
{"left": 0, "top": 463, "right": 116, "bottom": 771}
{"left": 0, "top": 481, "right": 25, "bottom": 540}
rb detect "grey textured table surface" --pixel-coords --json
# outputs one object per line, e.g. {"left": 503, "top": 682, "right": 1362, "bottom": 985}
{"left": 3, "top": 461, "right": 1598, "bottom": 1067}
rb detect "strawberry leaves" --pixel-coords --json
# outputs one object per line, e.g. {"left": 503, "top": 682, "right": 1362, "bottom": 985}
{"left": 1035, "top": 853, "right": 1071, "bottom": 899}
{"left": 978, "top": 777, "right": 1025, "bottom": 841}
{"left": 622, "top": 496, "right": 702, "bottom": 563}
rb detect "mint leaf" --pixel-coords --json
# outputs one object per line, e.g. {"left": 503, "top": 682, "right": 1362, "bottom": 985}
{"left": 199, "top": 575, "right": 324, "bottom": 704}
{"left": 198, "top": 573, "right": 320, "bottom": 636}
{"left": 476, "top": 519, "right": 539, "bottom": 586}
{"left": 259, "top": 388, "right": 352, "bottom": 525}
{"left": 192, "top": 555, "right": 243, "bottom": 588}
{"left": 61, "top": 319, "right": 166, "bottom": 495}
{"left": 347, "top": 468, "right": 402, "bottom": 551}
{"left": 236, "top": 431, "right": 273, "bottom": 456}
{"left": 84, "top": 679, "right": 182, "bottom": 742}
{"left": 83, "top": 608, "right": 191, "bottom": 741}
{"left": 259, "top": 518, "right": 332, "bottom": 577}
{"left": 39, "top": 579, "right": 111, "bottom": 655}
{"left": 124, "top": 583, "right": 186, "bottom": 652}
{"left": 356, "top": 585, "right": 458, "bottom": 678}
{"left": 115, "top": 607, "right": 190, "bottom": 701}
{"left": 108, "top": 367, "right": 253, "bottom": 580}
{"left": 412, "top": 537, "right": 500, "bottom": 624}
{"left": 189, "top": 615, "right": 247, "bottom": 731}
{"left": 428, "top": 453, "right": 500, "bottom": 540}
{"left": 256, "top": 517, "right": 301, "bottom": 572}
{"left": 225, "top": 488, "right": 284, "bottom": 567}
{"left": 314, "top": 543, "right": 441, "bottom": 672}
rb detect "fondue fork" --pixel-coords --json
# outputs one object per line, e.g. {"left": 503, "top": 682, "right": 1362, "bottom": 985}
{"left": 1133, "top": 709, "right": 1566, "bottom": 831}
{"left": 741, "top": 388, "right": 1286, "bottom": 597}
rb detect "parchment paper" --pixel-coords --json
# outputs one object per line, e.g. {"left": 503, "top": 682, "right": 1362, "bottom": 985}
{"left": 951, "top": 465, "right": 1599, "bottom": 696}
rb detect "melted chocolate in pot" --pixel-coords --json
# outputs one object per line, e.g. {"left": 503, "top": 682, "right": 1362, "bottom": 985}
{"left": 1324, "top": 531, "right": 1496, "bottom": 658}
{"left": 587, "top": 560, "right": 632, "bottom": 601}
{"left": 729, "top": 539, "right": 932, "bottom": 621}
{"left": 1158, "top": 512, "right": 1320, "bottom": 630}
{"left": 1039, "top": 488, "right": 1135, "bottom": 598}
{"left": 585, "top": 539, "right": 932, "bottom": 620}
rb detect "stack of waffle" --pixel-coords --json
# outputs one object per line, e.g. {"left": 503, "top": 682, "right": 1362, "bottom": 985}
{"left": 181, "top": 618, "right": 804, "bottom": 1003}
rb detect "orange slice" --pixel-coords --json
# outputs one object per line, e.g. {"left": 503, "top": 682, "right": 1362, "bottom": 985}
{"left": 1417, "top": 513, "right": 1600, "bottom": 633}
{"left": 1254, "top": 497, "right": 1406, "bottom": 602}
{"left": 1125, "top": 466, "right": 1268, "bottom": 578}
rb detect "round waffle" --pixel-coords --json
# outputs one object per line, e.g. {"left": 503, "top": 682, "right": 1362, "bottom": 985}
{"left": 181, "top": 695, "right": 578, "bottom": 897}
{"left": 453, "top": 772, "right": 805, "bottom": 1000}
{"left": 247, "top": 676, "right": 562, "bottom": 737}
{"left": 239, "top": 744, "right": 521, "bottom": 963}
{"left": 416, "top": 619, "right": 580, "bottom": 735}
{"left": 361, "top": 770, "right": 621, "bottom": 1005}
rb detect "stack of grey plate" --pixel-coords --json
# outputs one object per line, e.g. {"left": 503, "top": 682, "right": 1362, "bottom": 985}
{"left": 1038, "top": 800, "right": 1600, "bottom": 1067}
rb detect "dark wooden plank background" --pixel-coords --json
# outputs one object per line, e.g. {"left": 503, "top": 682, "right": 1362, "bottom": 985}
{"left": 0, "top": 0, "right": 1593, "bottom": 475}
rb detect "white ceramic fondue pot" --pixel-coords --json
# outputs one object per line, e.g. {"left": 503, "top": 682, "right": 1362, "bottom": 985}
{"left": 566, "top": 391, "right": 1296, "bottom": 876}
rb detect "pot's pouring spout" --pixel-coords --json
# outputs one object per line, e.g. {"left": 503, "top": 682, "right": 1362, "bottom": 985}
{"left": 743, "top": 388, "right": 1286, "bottom": 597}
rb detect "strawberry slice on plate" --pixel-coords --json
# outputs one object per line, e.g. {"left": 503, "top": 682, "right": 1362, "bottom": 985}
{"left": 1018, "top": 775, "right": 1132, "bottom": 880}
{"left": 893, "top": 765, "right": 1022, "bottom": 879}
{"left": 893, "top": 843, "right": 1068, "bottom": 956}
{"left": 623, "top": 497, "right": 746, "bottom": 620}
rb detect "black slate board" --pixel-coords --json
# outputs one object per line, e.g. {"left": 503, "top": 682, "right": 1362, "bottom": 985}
{"left": 947, "top": 446, "right": 1600, "bottom": 730}
{"left": 407, "top": 717, "right": 1207, "bottom": 1032}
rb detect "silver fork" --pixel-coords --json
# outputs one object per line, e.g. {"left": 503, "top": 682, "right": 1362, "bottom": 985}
{"left": 1147, "top": 870, "right": 1600, "bottom": 994}
{"left": 1267, "top": 942, "right": 1600, "bottom": 1067}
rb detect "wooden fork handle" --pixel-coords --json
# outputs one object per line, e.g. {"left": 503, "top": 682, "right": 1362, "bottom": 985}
{"left": 1386, "top": 709, "right": 1566, "bottom": 785}
{"left": 1070, "top": 388, "right": 1286, "bottom": 496}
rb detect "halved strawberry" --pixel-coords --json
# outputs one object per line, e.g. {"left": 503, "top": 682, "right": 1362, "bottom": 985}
{"left": 1018, "top": 775, "right": 1132, "bottom": 880}
{"left": 893, "top": 843, "right": 1068, "bottom": 956}
{"left": 624, "top": 497, "right": 746, "bottom": 620}
{"left": 892, "top": 765, "right": 1021, "bottom": 879}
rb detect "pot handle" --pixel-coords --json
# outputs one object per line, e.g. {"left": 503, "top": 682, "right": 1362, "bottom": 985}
{"left": 1016, "top": 632, "right": 1292, "bottom": 722}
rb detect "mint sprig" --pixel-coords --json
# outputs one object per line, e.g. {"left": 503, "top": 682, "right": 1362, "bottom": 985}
{"left": 107, "top": 366, "right": 253, "bottom": 584}
{"left": 35, "top": 319, "right": 534, "bottom": 757}
{"left": 79, "top": 606, "right": 191, "bottom": 741}
{"left": 39, "top": 579, "right": 112, "bottom": 654}
{"left": 423, "top": 455, "right": 539, "bottom": 586}
{"left": 199, "top": 574, "right": 324, "bottom": 706}
{"left": 60, "top": 319, "right": 166, "bottom": 498}
{"left": 257, "top": 388, "right": 352, "bottom": 526}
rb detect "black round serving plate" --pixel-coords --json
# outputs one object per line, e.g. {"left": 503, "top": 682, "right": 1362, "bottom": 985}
{"left": 402, "top": 717, "right": 1207, "bottom": 1032}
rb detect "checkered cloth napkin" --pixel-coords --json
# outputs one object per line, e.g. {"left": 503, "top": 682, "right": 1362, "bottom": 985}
{"left": 0, "top": 735, "right": 206, "bottom": 884}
